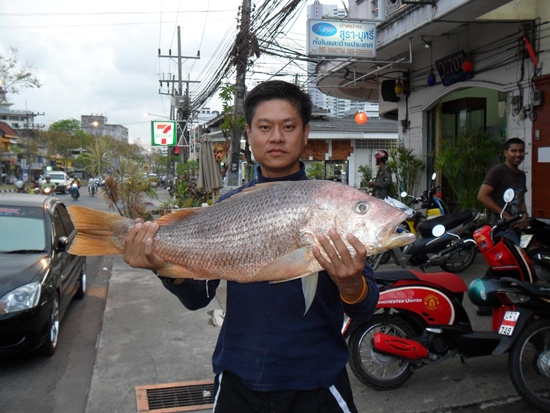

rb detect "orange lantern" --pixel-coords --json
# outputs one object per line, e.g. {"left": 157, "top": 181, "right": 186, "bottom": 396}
{"left": 355, "top": 112, "right": 368, "bottom": 125}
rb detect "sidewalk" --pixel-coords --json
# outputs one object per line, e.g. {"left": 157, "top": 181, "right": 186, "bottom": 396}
{"left": 84, "top": 192, "right": 524, "bottom": 413}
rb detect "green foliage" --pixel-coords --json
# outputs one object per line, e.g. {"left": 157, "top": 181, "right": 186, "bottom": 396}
{"left": 172, "top": 160, "right": 215, "bottom": 207}
{"left": 387, "top": 148, "right": 425, "bottom": 199}
{"left": 434, "top": 131, "right": 503, "bottom": 211}
{"left": 306, "top": 162, "right": 325, "bottom": 179}
{"left": 357, "top": 164, "right": 373, "bottom": 187}
{"left": 80, "top": 136, "right": 115, "bottom": 176}
{"left": 102, "top": 158, "right": 157, "bottom": 220}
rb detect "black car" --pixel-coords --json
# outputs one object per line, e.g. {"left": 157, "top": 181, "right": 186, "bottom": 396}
{"left": 0, "top": 194, "right": 86, "bottom": 356}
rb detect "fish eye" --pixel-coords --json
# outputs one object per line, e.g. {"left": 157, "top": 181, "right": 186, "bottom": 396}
{"left": 356, "top": 202, "right": 369, "bottom": 214}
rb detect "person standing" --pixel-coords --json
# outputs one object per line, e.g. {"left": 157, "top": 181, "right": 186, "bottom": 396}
{"left": 367, "top": 150, "right": 393, "bottom": 199}
{"left": 477, "top": 137, "right": 528, "bottom": 244}
{"left": 122, "top": 80, "right": 379, "bottom": 413}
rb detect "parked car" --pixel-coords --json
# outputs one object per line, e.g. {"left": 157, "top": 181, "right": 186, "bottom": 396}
{"left": 0, "top": 194, "right": 87, "bottom": 356}
{"left": 147, "top": 173, "right": 159, "bottom": 188}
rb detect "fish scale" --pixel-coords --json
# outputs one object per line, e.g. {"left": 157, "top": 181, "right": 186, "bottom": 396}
{"left": 153, "top": 183, "right": 315, "bottom": 281}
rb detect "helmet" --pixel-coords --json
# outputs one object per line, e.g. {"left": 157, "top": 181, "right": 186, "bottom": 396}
{"left": 375, "top": 150, "right": 389, "bottom": 162}
{"left": 468, "top": 277, "right": 502, "bottom": 307}
{"left": 44, "top": 174, "right": 51, "bottom": 179}
{"left": 15, "top": 180, "right": 24, "bottom": 189}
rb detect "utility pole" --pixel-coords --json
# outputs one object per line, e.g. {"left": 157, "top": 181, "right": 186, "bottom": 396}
{"left": 157, "top": 26, "right": 200, "bottom": 177}
{"left": 227, "top": 0, "right": 251, "bottom": 187}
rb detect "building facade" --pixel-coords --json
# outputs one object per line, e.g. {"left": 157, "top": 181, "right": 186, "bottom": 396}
{"left": 314, "top": 0, "right": 550, "bottom": 216}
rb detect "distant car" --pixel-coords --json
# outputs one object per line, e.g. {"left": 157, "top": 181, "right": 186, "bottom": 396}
{"left": 147, "top": 173, "right": 159, "bottom": 188}
{"left": 47, "top": 171, "right": 71, "bottom": 194}
{"left": 0, "top": 194, "right": 86, "bottom": 356}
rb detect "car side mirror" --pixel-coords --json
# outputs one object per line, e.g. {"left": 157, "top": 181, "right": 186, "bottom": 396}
{"left": 56, "top": 236, "right": 69, "bottom": 252}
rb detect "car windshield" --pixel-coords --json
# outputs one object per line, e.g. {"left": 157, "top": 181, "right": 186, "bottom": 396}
{"left": 0, "top": 206, "right": 46, "bottom": 252}
{"left": 49, "top": 173, "right": 64, "bottom": 180}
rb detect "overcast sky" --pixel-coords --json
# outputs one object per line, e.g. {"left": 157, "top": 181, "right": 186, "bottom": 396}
{"left": 0, "top": 0, "right": 308, "bottom": 148}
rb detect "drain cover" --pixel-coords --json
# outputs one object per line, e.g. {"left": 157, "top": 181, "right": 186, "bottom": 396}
{"left": 135, "top": 379, "right": 215, "bottom": 412}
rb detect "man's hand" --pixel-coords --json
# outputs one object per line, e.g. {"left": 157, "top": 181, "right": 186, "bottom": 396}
{"left": 123, "top": 220, "right": 167, "bottom": 270}
{"left": 312, "top": 229, "right": 368, "bottom": 304}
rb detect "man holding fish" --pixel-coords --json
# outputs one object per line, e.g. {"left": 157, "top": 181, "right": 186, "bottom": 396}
{"left": 118, "top": 81, "right": 410, "bottom": 412}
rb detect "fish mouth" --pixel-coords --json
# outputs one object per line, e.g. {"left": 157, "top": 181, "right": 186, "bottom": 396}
{"left": 372, "top": 212, "right": 416, "bottom": 253}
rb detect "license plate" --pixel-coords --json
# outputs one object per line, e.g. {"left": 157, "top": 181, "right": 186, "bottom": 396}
{"left": 498, "top": 311, "right": 520, "bottom": 336}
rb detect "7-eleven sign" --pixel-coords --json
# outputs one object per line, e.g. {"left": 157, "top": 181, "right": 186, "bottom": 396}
{"left": 151, "top": 121, "right": 177, "bottom": 146}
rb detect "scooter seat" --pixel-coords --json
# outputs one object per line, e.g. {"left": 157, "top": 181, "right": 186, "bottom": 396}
{"left": 417, "top": 210, "right": 475, "bottom": 238}
{"left": 500, "top": 277, "right": 550, "bottom": 299}
{"left": 376, "top": 269, "right": 467, "bottom": 293}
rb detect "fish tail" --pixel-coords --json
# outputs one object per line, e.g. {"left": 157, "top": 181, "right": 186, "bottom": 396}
{"left": 67, "top": 206, "right": 131, "bottom": 256}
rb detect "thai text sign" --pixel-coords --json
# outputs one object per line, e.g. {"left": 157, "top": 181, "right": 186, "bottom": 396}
{"left": 306, "top": 19, "right": 376, "bottom": 59}
{"left": 151, "top": 121, "right": 176, "bottom": 146}
{"left": 435, "top": 50, "right": 473, "bottom": 86}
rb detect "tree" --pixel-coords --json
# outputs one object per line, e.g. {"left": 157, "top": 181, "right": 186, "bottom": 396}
{"left": 219, "top": 84, "right": 252, "bottom": 164}
{"left": 46, "top": 119, "right": 89, "bottom": 171}
{"left": 80, "top": 136, "right": 115, "bottom": 176}
{"left": 387, "top": 148, "right": 425, "bottom": 199}
{"left": 434, "top": 132, "right": 503, "bottom": 211}
{"left": 0, "top": 47, "right": 41, "bottom": 97}
{"left": 306, "top": 162, "right": 325, "bottom": 179}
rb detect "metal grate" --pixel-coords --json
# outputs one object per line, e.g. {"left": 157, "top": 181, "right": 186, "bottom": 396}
{"left": 135, "top": 379, "right": 215, "bottom": 413}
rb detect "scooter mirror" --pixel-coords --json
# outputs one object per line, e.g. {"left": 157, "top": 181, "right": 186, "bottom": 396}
{"left": 432, "top": 224, "right": 446, "bottom": 237}
{"left": 503, "top": 188, "right": 515, "bottom": 203}
{"left": 431, "top": 172, "right": 437, "bottom": 181}
{"left": 400, "top": 191, "right": 408, "bottom": 197}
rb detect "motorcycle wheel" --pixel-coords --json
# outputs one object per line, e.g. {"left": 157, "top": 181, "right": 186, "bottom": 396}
{"left": 440, "top": 233, "right": 477, "bottom": 273}
{"left": 348, "top": 315, "right": 416, "bottom": 390}
{"left": 509, "top": 318, "right": 550, "bottom": 412}
{"left": 366, "top": 251, "right": 392, "bottom": 270}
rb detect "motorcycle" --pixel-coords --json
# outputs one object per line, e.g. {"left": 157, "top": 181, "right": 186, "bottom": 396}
{"left": 40, "top": 186, "right": 53, "bottom": 195}
{"left": 89, "top": 182, "right": 97, "bottom": 197}
{"left": 70, "top": 183, "right": 80, "bottom": 201}
{"left": 389, "top": 207, "right": 479, "bottom": 273}
{"left": 347, "top": 189, "right": 537, "bottom": 390}
{"left": 368, "top": 173, "right": 477, "bottom": 273}
{"left": 494, "top": 277, "right": 550, "bottom": 411}
{"left": 400, "top": 172, "right": 449, "bottom": 236}
{"left": 522, "top": 217, "right": 550, "bottom": 282}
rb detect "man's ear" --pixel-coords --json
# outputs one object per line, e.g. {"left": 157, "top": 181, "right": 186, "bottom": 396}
{"left": 304, "top": 123, "right": 310, "bottom": 145}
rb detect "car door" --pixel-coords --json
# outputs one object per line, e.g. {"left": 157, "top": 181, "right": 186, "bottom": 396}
{"left": 51, "top": 203, "right": 81, "bottom": 315}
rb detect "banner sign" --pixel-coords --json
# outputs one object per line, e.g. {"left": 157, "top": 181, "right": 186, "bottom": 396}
{"left": 151, "top": 121, "right": 177, "bottom": 146}
{"left": 306, "top": 19, "right": 376, "bottom": 58}
{"left": 435, "top": 50, "right": 473, "bottom": 87}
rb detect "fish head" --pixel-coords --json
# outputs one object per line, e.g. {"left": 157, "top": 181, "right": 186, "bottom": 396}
{"left": 311, "top": 183, "right": 415, "bottom": 256}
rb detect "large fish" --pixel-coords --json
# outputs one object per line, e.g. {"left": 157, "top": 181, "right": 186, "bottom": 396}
{"left": 67, "top": 181, "right": 415, "bottom": 311}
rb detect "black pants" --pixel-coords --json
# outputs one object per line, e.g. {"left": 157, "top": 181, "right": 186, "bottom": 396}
{"left": 212, "top": 369, "right": 358, "bottom": 413}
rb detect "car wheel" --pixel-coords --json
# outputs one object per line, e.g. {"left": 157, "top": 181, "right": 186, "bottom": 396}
{"left": 75, "top": 260, "right": 87, "bottom": 299}
{"left": 38, "top": 293, "right": 60, "bottom": 356}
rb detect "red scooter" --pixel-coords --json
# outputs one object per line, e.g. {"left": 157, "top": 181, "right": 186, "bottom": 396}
{"left": 347, "top": 190, "right": 536, "bottom": 390}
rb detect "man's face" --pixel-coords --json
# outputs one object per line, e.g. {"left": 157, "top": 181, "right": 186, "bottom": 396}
{"left": 246, "top": 99, "right": 309, "bottom": 178}
{"left": 504, "top": 143, "right": 525, "bottom": 168}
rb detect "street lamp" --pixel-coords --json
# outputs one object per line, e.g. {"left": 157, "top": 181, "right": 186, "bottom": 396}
{"left": 144, "top": 112, "right": 170, "bottom": 119}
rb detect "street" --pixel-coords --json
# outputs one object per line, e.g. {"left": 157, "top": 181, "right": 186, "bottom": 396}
{"left": 0, "top": 187, "right": 545, "bottom": 413}
{"left": 0, "top": 189, "right": 114, "bottom": 413}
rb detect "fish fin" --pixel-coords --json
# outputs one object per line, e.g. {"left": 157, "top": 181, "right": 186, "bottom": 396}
{"left": 155, "top": 263, "right": 214, "bottom": 279}
{"left": 67, "top": 206, "right": 129, "bottom": 256}
{"left": 254, "top": 247, "right": 314, "bottom": 282}
{"left": 302, "top": 273, "right": 319, "bottom": 315}
{"left": 217, "top": 182, "right": 283, "bottom": 204}
{"left": 156, "top": 208, "right": 201, "bottom": 226}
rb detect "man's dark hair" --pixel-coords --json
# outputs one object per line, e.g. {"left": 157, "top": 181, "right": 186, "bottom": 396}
{"left": 244, "top": 80, "right": 312, "bottom": 130}
{"left": 505, "top": 137, "right": 525, "bottom": 150}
